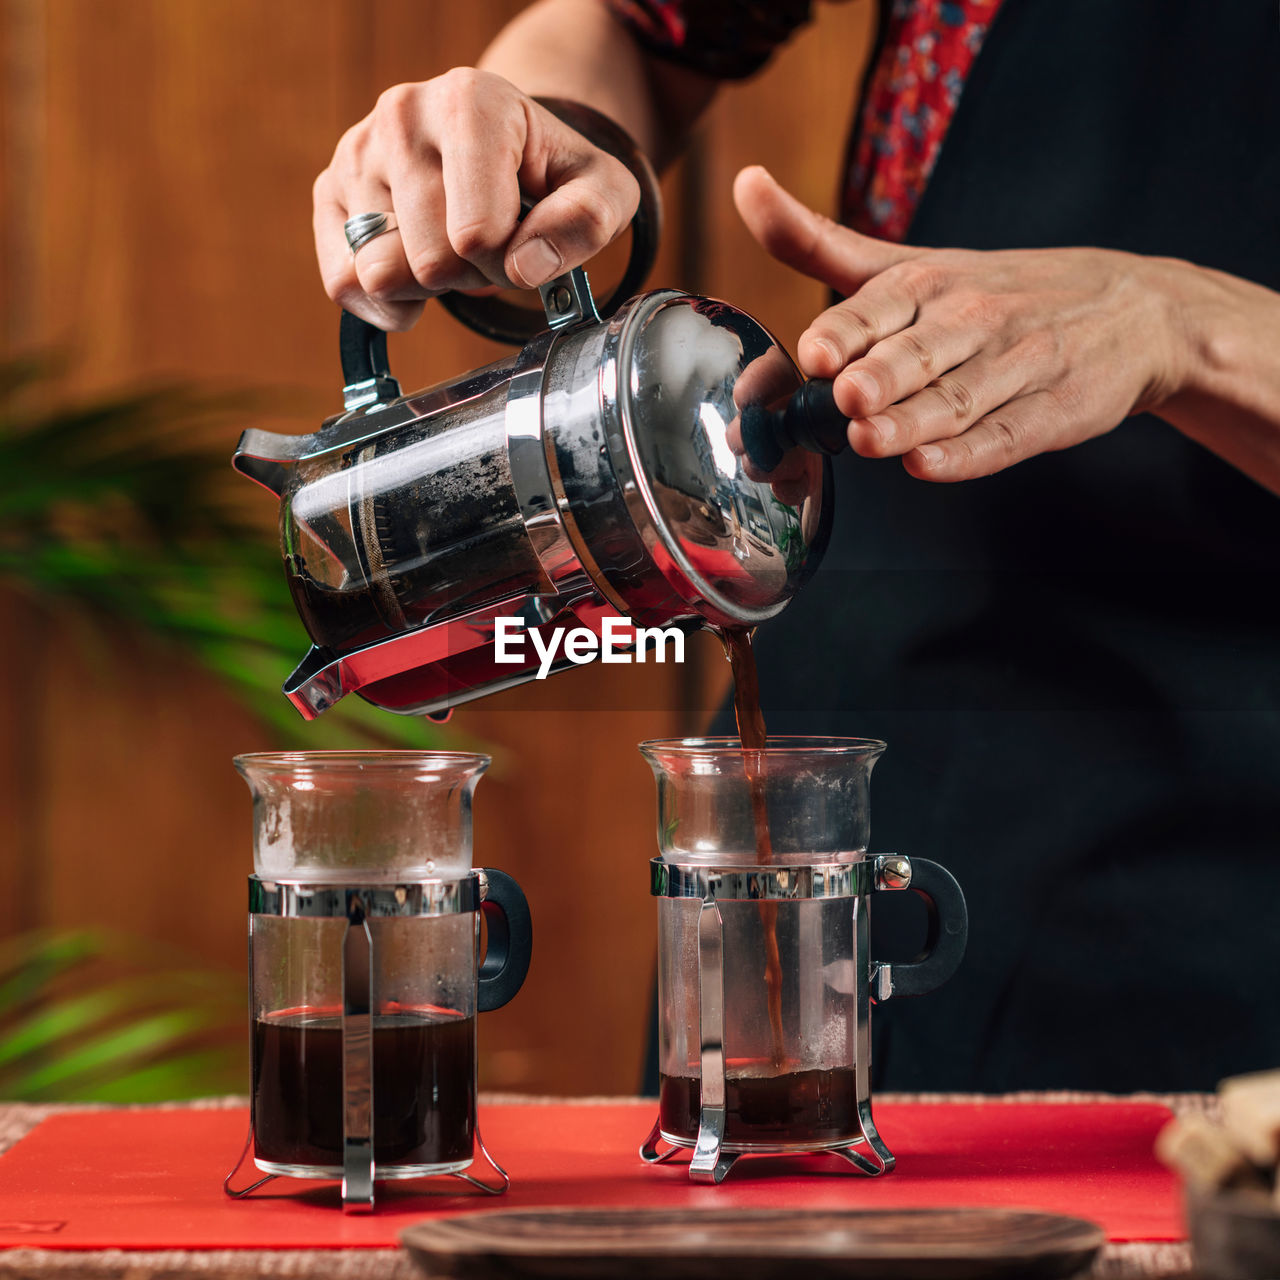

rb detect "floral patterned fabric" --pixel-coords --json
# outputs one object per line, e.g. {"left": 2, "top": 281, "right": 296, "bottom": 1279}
{"left": 607, "top": 0, "right": 1006, "bottom": 241}
{"left": 844, "top": 0, "right": 1004, "bottom": 240}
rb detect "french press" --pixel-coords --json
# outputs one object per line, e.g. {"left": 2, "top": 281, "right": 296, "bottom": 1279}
{"left": 232, "top": 102, "right": 832, "bottom": 722}
{"left": 639, "top": 737, "right": 968, "bottom": 1183}
{"left": 224, "top": 751, "right": 532, "bottom": 1211}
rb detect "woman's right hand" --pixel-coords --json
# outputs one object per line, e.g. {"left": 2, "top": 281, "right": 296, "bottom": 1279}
{"left": 313, "top": 68, "right": 641, "bottom": 331}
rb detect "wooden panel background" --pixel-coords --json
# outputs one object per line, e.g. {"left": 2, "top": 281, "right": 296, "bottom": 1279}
{"left": 0, "top": 0, "right": 872, "bottom": 1096}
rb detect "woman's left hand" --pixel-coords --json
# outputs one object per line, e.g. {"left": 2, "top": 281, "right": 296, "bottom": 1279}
{"left": 734, "top": 165, "right": 1194, "bottom": 482}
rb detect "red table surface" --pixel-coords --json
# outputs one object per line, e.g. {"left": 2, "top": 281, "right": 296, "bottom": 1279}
{"left": 0, "top": 1101, "right": 1181, "bottom": 1251}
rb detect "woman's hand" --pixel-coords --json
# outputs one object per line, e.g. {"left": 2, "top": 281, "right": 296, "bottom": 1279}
{"left": 734, "top": 166, "right": 1194, "bottom": 482}
{"left": 314, "top": 69, "right": 640, "bottom": 330}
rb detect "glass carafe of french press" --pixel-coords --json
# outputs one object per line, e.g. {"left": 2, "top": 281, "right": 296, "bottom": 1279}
{"left": 639, "top": 737, "right": 967, "bottom": 1183}
{"left": 224, "top": 751, "right": 531, "bottom": 1211}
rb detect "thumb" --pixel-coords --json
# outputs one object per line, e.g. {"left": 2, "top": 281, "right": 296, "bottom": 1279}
{"left": 507, "top": 106, "right": 640, "bottom": 288}
{"left": 732, "top": 165, "right": 916, "bottom": 294}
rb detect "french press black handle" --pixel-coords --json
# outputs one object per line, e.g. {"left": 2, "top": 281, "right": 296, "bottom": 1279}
{"left": 339, "top": 310, "right": 392, "bottom": 386}
{"left": 477, "top": 867, "right": 533, "bottom": 1013}
{"left": 872, "top": 856, "right": 968, "bottom": 1000}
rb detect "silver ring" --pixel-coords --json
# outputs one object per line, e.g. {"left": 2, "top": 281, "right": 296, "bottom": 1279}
{"left": 344, "top": 211, "right": 397, "bottom": 255}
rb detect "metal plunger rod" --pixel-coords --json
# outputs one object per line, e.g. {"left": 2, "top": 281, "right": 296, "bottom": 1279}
{"left": 341, "top": 893, "right": 375, "bottom": 1213}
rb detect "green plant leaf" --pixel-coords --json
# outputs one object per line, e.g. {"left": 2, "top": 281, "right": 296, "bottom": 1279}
{"left": 0, "top": 930, "right": 246, "bottom": 1104}
{"left": 0, "top": 358, "right": 474, "bottom": 749}
{"left": 0, "top": 973, "right": 239, "bottom": 1071}
{"left": 0, "top": 931, "right": 103, "bottom": 1016}
{"left": 8, "top": 1007, "right": 225, "bottom": 1099}
{"left": 54, "top": 1049, "right": 242, "bottom": 1104}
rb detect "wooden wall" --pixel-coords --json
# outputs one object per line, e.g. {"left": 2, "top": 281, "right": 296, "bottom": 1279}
{"left": 0, "top": 0, "right": 872, "bottom": 1096}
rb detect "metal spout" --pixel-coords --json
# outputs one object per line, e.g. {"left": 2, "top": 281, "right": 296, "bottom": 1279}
{"left": 231, "top": 428, "right": 300, "bottom": 497}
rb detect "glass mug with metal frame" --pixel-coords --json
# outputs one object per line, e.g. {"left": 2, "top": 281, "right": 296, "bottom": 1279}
{"left": 639, "top": 737, "right": 968, "bottom": 1183}
{"left": 224, "top": 751, "right": 531, "bottom": 1212}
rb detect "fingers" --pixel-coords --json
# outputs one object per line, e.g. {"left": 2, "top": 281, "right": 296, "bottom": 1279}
{"left": 799, "top": 255, "right": 961, "bottom": 382}
{"left": 733, "top": 164, "right": 917, "bottom": 295}
{"left": 846, "top": 350, "right": 1024, "bottom": 458}
{"left": 434, "top": 76, "right": 525, "bottom": 286}
{"left": 315, "top": 72, "right": 642, "bottom": 331}
{"left": 371, "top": 71, "right": 522, "bottom": 294}
{"left": 798, "top": 284, "right": 920, "bottom": 381}
{"left": 834, "top": 318, "right": 984, "bottom": 421}
{"left": 313, "top": 168, "right": 424, "bottom": 330}
{"left": 394, "top": 160, "right": 493, "bottom": 294}
{"left": 510, "top": 163, "right": 637, "bottom": 288}
{"left": 903, "top": 390, "right": 1070, "bottom": 482}
{"left": 347, "top": 180, "right": 415, "bottom": 301}
{"left": 509, "top": 112, "right": 640, "bottom": 287}
{"left": 371, "top": 73, "right": 520, "bottom": 297}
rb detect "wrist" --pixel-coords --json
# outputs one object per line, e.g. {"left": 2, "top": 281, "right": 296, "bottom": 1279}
{"left": 1124, "top": 256, "right": 1280, "bottom": 492}
{"left": 1125, "top": 254, "right": 1210, "bottom": 415}
{"left": 1142, "top": 257, "right": 1246, "bottom": 415}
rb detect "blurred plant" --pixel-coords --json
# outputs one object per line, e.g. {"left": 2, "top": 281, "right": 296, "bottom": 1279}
{"left": 0, "top": 931, "right": 244, "bottom": 1102}
{"left": 0, "top": 355, "right": 446, "bottom": 746}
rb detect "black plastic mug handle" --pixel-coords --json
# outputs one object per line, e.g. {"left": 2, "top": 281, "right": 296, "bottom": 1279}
{"left": 477, "top": 867, "right": 533, "bottom": 1014}
{"left": 872, "top": 856, "right": 968, "bottom": 1000}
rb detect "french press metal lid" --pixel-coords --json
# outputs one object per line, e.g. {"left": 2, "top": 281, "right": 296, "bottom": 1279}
{"left": 232, "top": 103, "right": 832, "bottom": 721}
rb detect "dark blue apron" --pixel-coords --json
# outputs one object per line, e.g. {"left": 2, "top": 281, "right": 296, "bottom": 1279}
{"left": 706, "top": 0, "right": 1280, "bottom": 1092}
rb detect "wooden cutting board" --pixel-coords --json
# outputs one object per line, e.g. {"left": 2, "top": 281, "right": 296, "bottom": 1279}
{"left": 401, "top": 1206, "right": 1105, "bottom": 1279}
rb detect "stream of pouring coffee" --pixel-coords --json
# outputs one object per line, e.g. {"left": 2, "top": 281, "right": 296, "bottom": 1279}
{"left": 721, "top": 627, "right": 787, "bottom": 1067}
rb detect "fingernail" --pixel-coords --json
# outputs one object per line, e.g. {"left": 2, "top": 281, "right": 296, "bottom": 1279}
{"left": 511, "top": 236, "right": 563, "bottom": 288}
{"left": 865, "top": 413, "right": 894, "bottom": 447}
{"left": 843, "top": 370, "right": 879, "bottom": 410}
{"left": 914, "top": 445, "right": 944, "bottom": 468}
{"left": 803, "top": 333, "right": 840, "bottom": 371}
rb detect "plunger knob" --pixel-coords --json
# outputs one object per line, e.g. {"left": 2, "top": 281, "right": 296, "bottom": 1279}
{"left": 741, "top": 378, "right": 851, "bottom": 474}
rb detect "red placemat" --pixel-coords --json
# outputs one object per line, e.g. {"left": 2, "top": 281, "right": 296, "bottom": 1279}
{"left": 0, "top": 1101, "right": 1180, "bottom": 1250}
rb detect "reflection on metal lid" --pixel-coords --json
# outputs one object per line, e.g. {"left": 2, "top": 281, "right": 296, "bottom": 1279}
{"left": 617, "top": 294, "right": 826, "bottom": 621}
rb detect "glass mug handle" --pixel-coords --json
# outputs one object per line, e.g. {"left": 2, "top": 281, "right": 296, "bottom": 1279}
{"left": 477, "top": 868, "right": 534, "bottom": 1013}
{"left": 870, "top": 855, "right": 968, "bottom": 1001}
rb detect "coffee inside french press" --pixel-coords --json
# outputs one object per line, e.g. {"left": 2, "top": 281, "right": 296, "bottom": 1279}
{"left": 252, "top": 1007, "right": 475, "bottom": 1170}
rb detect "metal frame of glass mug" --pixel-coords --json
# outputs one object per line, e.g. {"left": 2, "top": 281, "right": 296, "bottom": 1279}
{"left": 641, "top": 854, "right": 916, "bottom": 1185}
{"left": 223, "top": 873, "right": 508, "bottom": 1214}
